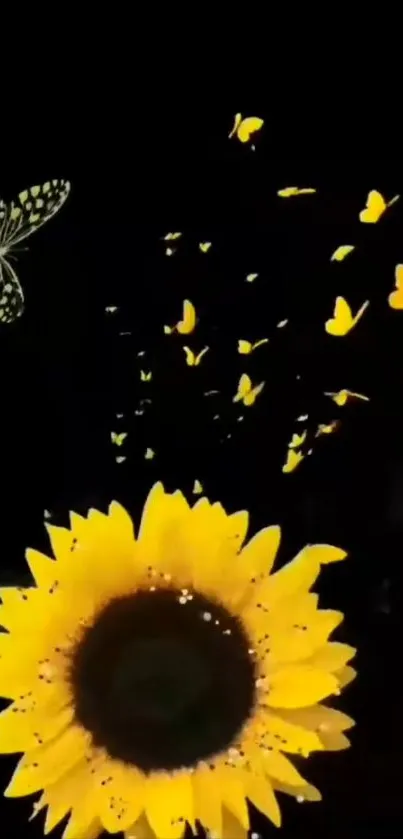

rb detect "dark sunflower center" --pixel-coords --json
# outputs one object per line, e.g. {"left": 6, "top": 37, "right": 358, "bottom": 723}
{"left": 68, "top": 587, "right": 257, "bottom": 772}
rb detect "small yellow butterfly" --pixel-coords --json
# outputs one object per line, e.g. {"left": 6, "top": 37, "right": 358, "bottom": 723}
{"left": 388, "top": 264, "right": 403, "bottom": 310}
{"left": 330, "top": 245, "right": 355, "bottom": 262}
{"left": 105, "top": 306, "right": 118, "bottom": 314}
{"left": 229, "top": 114, "right": 264, "bottom": 144}
{"left": 277, "top": 187, "right": 316, "bottom": 198}
{"left": 163, "top": 232, "right": 182, "bottom": 241}
{"left": 296, "top": 414, "right": 308, "bottom": 422}
{"left": 233, "top": 374, "right": 265, "bottom": 406}
{"left": 237, "top": 338, "right": 269, "bottom": 354}
{"left": 183, "top": 346, "right": 209, "bottom": 366}
{"left": 282, "top": 449, "right": 304, "bottom": 474}
{"left": 199, "top": 242, "right": 212, "bottom": 253}
{"left": 246, "top": 273, "right": 259, "bottom": 283}
{"left": 140, "top": 370, "right": 152, "bottom": 382}
{"left": 165, "top": 247, "right": 177, "bottom": 256}
{"left": 325, "top": 297, "right": 369, "bottom": 336}
{"left": 192, "top": 479, "right": 203, "bottom": 495}
{"left": 164, "top": 325, "right": 173, "bottom": 334}
{"left": 276, "top": 319, "right": 288, "bottom": 329}
{"left": 324, "top": 389, "right": 369, "bottom": 407}
{"left": 289, "top": 430, "right": 307, "bottom": 449}
{"left": 145, "top": 447, "right": 155, "bottom": 460}
{"left": 315, "top": 421, "right": 339, "bottom": 437}
{"left": 115, "top": 456, "right": 126, "bottom": 464}
{"left": 359, "top": 190, "right": 400, "bottom": 223}
{"left": 111, "top": 432, "right": 128, "bottom": 447}
{"left": 177, "top": 299, "right": 196, "bottom": 334}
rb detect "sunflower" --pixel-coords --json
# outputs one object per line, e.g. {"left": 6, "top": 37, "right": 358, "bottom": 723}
{"left": 0, "top": 482, "right": 356, "bottom": 839}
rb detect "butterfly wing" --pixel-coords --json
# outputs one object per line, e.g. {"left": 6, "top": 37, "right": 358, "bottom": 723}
{"left": 237, "top": 117, "right": 264, "bottom": 143}
{"left": 233, "top": 373, "right": 251, "bottom": 403}
{"left": 229, "top": 113, "right": 242, "bottom": 139}
{"left": 195, "top": 347, "right": 209, "bottom": 365}
{"left": 0, "top": 256, "right": 25, "bottom": 323}
{"left": 177, "top": 300, "right": 196, "bottom": 334}
{"left": 238, "top": 340, "right": 252, "bottom": 354}
{"left": 325, "top": 297, "right": 353, "bottom": 336}
{"left": 359, "top": 190, "right": 386, "bottom": 223}
{"left": 0, "top": 181, "right": 70, "bottom": 250}
{"left": 330, "top": 245, "right": 355, "bottom": 262}
{"left": 183, "top": 346, "right": 195, "bottom": 366}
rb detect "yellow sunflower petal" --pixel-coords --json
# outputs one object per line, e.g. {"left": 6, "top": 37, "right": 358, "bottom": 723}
{"left": 193, "top": 763, "right": 222, "bottom": 837}
{"left": 260, "top": 749, "right": 306, "bottom": 786}
{"left": 25, "top": 549, "right": 58, "bottom": 588}
{"left": 276, "top": 704, "right": 355, "bottom": 734}
{"left": 244, "top": 771, "right": 281, "bottom": 827}
{"left": 217, "top": 764, "right": 249, "bottom": 829}
{"left": 336, "top": 665, "right": 357, "bottom": 687}
{"left": 238, "top": 526, "right": 281, "bottom": 584}
{"left": 138, "top": 483, "right": 191, "bottom": 581}
{"left": 63, "top": 817, "right": 102, "bottom": 839}
{"left": 45, "top": 524, "right": 75, "bottom": 561}
{"left": 272, "top": 779, "right": 322, "bottom": 801}
{"left": 4, "top": 724, "right": 90, "bottom": 797}
{"left": 267, "top": 666, "right": 339, "bottom": 708}
{"left": 0, "top": 690, "right": 73, "bottom": 753}
{"left": 249, "top": 543, "right": 347, "bottom": 607}
{"left": 251, "top": 707, "right": 323, "bottom": 756}
{"left": 145, "top": 771, "right": 193, "bottom": 839}
{"left": 125, "top": 813, "right": 156, "bottom": 839}
{"left": 36, "top": 760, "right": 93, "bottom": 834}
{"left": 95, "top": 760, "right": 145, "bottom": 832}
{"left": 318, "top": 731, "right": 351, "bottom": 750}
{"left": 222, "top": 806, "right": 248, "bottom": 839}
{"left": 304, "top": 642, "right": 356, "bottom": 671}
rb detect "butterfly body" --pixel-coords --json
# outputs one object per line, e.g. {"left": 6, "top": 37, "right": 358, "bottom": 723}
{"left": 0, "top": 180, "right": 70, "bottom": 323}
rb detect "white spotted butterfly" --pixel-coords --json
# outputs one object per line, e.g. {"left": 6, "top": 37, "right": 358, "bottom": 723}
{"left": 0, "top": 179, "right": 71, "bottom": 323}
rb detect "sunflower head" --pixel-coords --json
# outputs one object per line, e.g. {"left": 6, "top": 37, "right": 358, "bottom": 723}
{"left": 0, "top": 482, "right": 356, "bottom": 839}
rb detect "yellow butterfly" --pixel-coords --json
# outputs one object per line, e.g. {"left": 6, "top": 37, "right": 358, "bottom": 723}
{"left": 246, "top": 273, "right": 258, "bottom": 283}
{"left": 183, "top": 346, "right": 209, "bottom": 366}
{"left": 315, "top": 421, "right": 339, "bottom": 437}
{"left": 325, "top": 296, "right": 369, "bottom": 336}
{"left": 289, "top": 430, "right": 307, "bottom": 449}
{"left": 115, "top": 456, "right": 126, "bottom": 464}
{"left": 229, "top": 113, "right": 264, "bottom": 144}
{"left": 165, "top": 247, "right": 176, "bottom": 256}
{"left": 324, "top": 389, "right": 369, "bottom": 407}
{"left": 199, "top": 242, "right": 212, "bottom": 253}
{"left": 282, "top": 449, "right": 304, "bottom": 474}
{"left": 296, "top": 414, "right": 308, "bottom": 422}
{"left": 177, "top": 299, "right": 196, "bottom": 334}
{"left": 277, "top": 187, "right": 316, "bottom": 197}
{"left": 111, "top": 432, "right": 127, "bottom": 447}
{"left": 359, "top": 190, "right": 400, "bottom": 223}
{"left": 192, "top": 479, "right": 203, "bottom": 495}
{"left": 140, "top": 370, "right": 152, "bottom": 382}
{"left": 144, "top": 447, "right": 155, "bottom": 460}
{"left": 233, "top": 374, "right": 265, "bottom": 406}
{"left": 330, "top": 245, "right": 355, "bottom": 262}
{"left": 276, "top": 319, "right": 288, "bottom": 329}
{"left": 388, "top": 264, "right": 403, "bottom": 310}
{"left": 0, "top": 179, "right": 71, "bottom": 323}
{"left": 163, "top": 232, "right": 182, "bottom": 241}
{"left": 237, "top": 338, "right": 269, "bottom": 354}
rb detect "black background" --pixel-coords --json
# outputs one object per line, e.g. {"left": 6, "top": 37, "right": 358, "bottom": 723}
{"left": 0, "top": 115, "right": 401, "bottom": 837}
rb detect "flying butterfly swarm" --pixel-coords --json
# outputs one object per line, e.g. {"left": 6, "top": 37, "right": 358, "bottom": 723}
{"left": 0, "top": 179, "right": 71, "bottom": 323}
